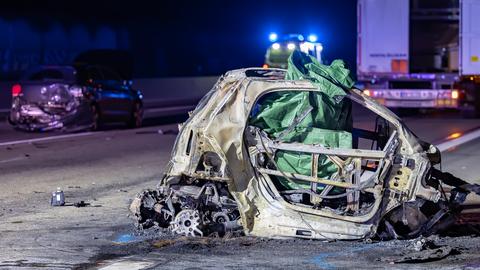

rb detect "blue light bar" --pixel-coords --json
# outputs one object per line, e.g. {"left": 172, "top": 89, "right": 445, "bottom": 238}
{"left": 269, "top": 32, "right": 278, "bottom": 42}
{"left": 307, "top": 34, "right": 318, "bottom": 42}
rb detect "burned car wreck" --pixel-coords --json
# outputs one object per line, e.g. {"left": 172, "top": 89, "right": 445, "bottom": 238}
{"left": 131, "top": 51, "right": 480, "bottom": 240}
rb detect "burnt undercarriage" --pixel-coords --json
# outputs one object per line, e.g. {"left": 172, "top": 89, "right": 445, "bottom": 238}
{"left": 130, "top": 175, "right": 477, "bottom": 240}
{"left": 130, "top": 125, "right": 478, "bottom": 240}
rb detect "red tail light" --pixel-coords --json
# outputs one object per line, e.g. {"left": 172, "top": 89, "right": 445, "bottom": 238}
{"left": 12, "top": 84, "right": 22, "bottom": 97}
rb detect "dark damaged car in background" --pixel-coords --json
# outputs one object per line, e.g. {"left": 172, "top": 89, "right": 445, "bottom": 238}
{"left": 8, "top": 50, "right": 144, "bottom": 131}
{"left": 131, "top": 51, "right": 480, "bottom": 240}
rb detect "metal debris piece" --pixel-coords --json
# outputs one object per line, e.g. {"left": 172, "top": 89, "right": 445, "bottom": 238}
{"left": 74, "top": 201, "right": 90, "bottom": 207}
{"left": 412, "top": 238, "right": 428, "bottom": 252}
{"left": 378, "top": 237, "right": 460, "bottom": 264}
{"left": 394, "top": 246, "right": 456, "bottom": 263}
{"left": 51, "top": 187, "right": 65, "bottom": 206}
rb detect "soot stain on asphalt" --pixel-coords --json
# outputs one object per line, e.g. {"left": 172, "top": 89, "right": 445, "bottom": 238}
{"left": 78, "top": 222, "right": 480, "bottom": 269}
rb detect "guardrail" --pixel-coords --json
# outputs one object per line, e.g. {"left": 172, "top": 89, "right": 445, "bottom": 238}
{"left": 134, "top": 76, "right": 218, "bottom": 118}
{"left": 0, "top": 82, "right": 11, "bottom": 115}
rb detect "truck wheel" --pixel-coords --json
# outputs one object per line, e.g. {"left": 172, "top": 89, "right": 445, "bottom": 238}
{"left": 127, "top": 102, "right": 143, "bottom": 128}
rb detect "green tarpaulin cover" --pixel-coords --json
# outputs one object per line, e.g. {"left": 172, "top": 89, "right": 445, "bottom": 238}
{"left": 250, "top": 50, "right": 355, "bottom": 190}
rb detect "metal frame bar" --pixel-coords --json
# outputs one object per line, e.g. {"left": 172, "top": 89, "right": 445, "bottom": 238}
{"left": 258, "top": 168, "right": 360, "bottom": 189}
{"left": 266, "top": 141, "right": 386, "bottom": 160}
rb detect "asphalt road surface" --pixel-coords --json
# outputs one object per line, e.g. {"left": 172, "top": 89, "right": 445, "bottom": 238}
{"left": 0, "top": 112, "right": 479, "bottom": 270}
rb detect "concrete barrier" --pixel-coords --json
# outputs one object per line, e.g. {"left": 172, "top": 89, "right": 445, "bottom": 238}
{"left": 0, "top": 82, "right": 12, "bottom": 115}
{"left": 0, "top": 76, "right": 220, "bottom": 118}
{"left": 133, "top": 76, "right": 218, "bottom": 118}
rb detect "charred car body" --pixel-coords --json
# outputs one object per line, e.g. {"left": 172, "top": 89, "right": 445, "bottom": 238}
{"left": 9, "top": 51, "right": 143, "bottom": 131}
{"left": 131, "top": 51, "right": 479, "bottom": 240}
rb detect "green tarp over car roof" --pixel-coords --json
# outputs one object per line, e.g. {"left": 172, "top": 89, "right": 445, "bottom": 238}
{"left": 250, "top": 50, "right": 355, "bottom": 191}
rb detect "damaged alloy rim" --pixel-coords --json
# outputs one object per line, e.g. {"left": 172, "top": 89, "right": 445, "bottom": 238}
{"left": 170, "top": 209, "right": 203, "bottom": 237}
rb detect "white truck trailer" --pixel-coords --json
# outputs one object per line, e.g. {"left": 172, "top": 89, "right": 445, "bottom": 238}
{"left": 357, "top": 0, "right": 480, "bottom": 115}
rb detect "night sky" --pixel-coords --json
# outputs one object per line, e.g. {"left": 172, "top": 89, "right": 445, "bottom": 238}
{"left": 0, "top": 0, "right": 357, "bottom": 78}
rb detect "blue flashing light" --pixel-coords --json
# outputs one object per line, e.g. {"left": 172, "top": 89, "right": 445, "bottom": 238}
{"left": 269, "top": 32, "right": 278, "bottom": 42}
{"left": 308, "top": 34, "right": 318, "bottom": 42}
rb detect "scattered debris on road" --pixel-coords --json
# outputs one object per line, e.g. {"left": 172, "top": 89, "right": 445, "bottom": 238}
{"left": 74, "top": 201, "right": 90, "bottom": 207}
{"left": 378, "top": 237, "right": 460, "bottom": 264}
{"left": 50, "top": 187, "right": 65, "bottom": 206}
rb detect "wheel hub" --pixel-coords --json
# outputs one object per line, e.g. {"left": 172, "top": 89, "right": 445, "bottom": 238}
{"left": 170, "top": 209, "right": 203, "bottom": 237}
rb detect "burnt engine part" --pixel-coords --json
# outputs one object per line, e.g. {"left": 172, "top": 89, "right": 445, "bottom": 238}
{"left": 130, "top": 181, "right": 241, "bottom": 237}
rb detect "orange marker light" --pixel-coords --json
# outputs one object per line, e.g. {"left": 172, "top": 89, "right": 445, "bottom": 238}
{"left": 363, "top": 89, "right": 371, "bottom": 96}
{"left": 262, "top": 64, "right": 269, "bottom": 69}
{"left": 446, "top": 132, "right": 462, "bottom": 140}
{"left": 451, "top": 90, "right": 459, "bottom": 99}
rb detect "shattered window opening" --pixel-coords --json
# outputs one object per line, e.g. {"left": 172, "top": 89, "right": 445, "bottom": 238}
{"left": 245, "top": 89, "right": 397, "bottom": 216}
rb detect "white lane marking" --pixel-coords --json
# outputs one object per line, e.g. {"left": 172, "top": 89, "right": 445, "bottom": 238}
{"left": 0, "top": 156, "right": 26, "bottom": 164}
{"left": 436, "top": 128, "right": 480, "bottom": 152}
{"left": 0, "top": 132, "right": 97, "bottom": 146}
{"left": 98, "top": 260, "right": 153, "bottom": 270}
